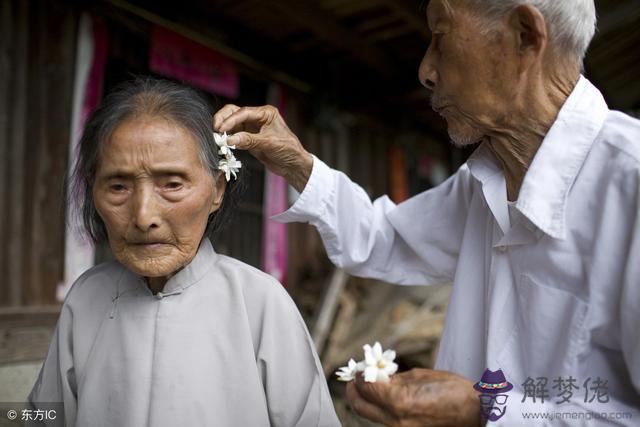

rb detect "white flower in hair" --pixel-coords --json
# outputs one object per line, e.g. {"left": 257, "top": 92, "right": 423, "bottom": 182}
{"left": 214, "top": 131, "right": 236, "bottom": 156}
{"left": 213, "top": 132, "right": 242, "bottom": 181}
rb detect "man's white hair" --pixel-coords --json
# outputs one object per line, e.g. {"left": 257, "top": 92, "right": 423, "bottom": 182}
{"left": 466, "top": 0, "right": 597, "bottom": 62}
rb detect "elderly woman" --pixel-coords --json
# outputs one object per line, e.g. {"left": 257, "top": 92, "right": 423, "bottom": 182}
{"left": 28, "top": 78, "right": 339, "bottom": 427}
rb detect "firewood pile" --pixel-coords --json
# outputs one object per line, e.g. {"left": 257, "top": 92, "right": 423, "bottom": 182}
{"left": 295, "top": 270, "right": 452, "bottom": 426}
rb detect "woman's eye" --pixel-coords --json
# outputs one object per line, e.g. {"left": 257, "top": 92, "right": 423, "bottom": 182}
{"left": 110, "top": 184, "right": 127, "bottom": 192}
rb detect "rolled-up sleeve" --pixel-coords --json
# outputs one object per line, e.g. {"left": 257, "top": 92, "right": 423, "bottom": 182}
{"left": 273, "top": 155, "right": 472, "bottom": 285}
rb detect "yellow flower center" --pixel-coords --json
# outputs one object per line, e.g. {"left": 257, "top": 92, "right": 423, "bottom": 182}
{"left": 377, "top": 360, "right": 386, "bottom": 369}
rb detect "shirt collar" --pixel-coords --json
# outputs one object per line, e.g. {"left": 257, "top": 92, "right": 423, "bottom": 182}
{"left": 467, "top": 143, "right": 510, "bottom": 235}
{"left": 516, "top": 76, "right": 609, "bottom": 239}
{"left": 162, "top": 238, "right": 215, "bottom": 295}
{"left": 125, "top": 238, "right": 216, "bottom": 297}
{"left": 467, "top": 76, "right": 609, "bottom": 239}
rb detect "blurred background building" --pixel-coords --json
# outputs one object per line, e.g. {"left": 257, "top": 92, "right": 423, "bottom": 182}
{"left": 1, "top": 0, "right": 639, "bottom": 424}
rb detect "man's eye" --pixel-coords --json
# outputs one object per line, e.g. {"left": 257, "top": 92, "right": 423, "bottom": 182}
{"left": 164, "top": 181, "right": 183, "bottom": 190}
{"left": 431, "top": 33, "right": 443, "bottom": 49}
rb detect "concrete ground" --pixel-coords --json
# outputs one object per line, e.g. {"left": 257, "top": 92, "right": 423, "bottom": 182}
{"left": 0, "top": 361, "right": 43, "bottom": 402}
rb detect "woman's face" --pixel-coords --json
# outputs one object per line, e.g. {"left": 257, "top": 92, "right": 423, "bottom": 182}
{"left": 93, "top": 115, "right": 225, "bottom": 279}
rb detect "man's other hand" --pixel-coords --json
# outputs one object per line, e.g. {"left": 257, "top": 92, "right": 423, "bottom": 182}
{"left": 213, "top": 104, "right": 313, "bottom": 192}
{"left": 346, "top": 368, "right": 482, "bottom": 427}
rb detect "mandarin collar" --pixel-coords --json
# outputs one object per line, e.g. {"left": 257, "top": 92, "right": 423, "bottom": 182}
{"left": 123, "top": 238, "right": 216, "bottom": 298}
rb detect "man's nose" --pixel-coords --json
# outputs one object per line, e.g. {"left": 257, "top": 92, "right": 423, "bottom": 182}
{"left": 418, "top": 48, "right": 438, "bottom": 90}
{"left": 132, "top": 185, "right": 161, "bottom": 232}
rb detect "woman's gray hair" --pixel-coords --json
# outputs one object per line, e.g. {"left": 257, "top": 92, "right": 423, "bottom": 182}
{"left": 70, "top": 77, "right": 244, "bottom": 244}
{"left": 466, "top": 0, "right": 597, "bottom": 63}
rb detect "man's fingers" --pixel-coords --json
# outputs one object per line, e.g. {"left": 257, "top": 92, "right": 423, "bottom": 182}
{"left": 217, "top": 106, "right": 276, "bottom": 133}
{"left": 226, "top": 132, "right": 258, "bottom": 151}
{"left": 346, "top": 382, "right": 396, "bottom": 426}
{"left": 353, "top": 376, "right": 394, "bottom": 409}
{"left": 213, "top": 104, "right": 240, "bottom": 131}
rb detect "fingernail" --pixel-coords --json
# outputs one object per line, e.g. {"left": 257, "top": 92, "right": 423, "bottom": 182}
{"left": 227, "top": 135, "right": 239, "bottom": 146}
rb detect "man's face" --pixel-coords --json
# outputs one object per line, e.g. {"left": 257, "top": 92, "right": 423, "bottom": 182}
{"left": 419, "top": 0, "right": 519, "bottom": 146}
{"left": 93, "top": 116, "right": 225, "bottom": 278}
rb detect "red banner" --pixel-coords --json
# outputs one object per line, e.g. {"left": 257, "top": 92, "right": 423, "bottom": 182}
{"left": 149, "top": 26, "right": 239, "bottom": 98}
{"left": 261, "top": 84, "right": 289, "bottom": 286}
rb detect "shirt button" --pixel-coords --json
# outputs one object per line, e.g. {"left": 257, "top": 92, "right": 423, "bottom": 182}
{"left": 496, "top": 245, "right": 508, "bottom": 253}
{"left": 156, "top": 292, "right": 164, "bottom": 299}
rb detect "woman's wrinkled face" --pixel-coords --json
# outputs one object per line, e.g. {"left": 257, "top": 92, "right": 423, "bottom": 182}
{"left": 93, "top": 116, "right": 225, "bottom": 279}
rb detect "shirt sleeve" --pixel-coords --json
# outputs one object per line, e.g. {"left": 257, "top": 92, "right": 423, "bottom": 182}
{"left": 273, "top": 155, "right": 473, "bottom": 285}
{"left": 252, "top": 278, "right": 340, "bottom": 427}
{"left": 27, "top": 303, "right": 77, "bottom": 427}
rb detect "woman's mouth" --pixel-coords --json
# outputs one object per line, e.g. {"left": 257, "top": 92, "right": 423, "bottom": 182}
{"left": 130, "top": 241, "right": 168, "bottom": 249}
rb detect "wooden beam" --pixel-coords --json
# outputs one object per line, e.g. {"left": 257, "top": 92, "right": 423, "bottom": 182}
{"left": 108, "top": 0, "right": 312, "bottom": 93}
{"left": 270, "top": 0, "right": 394, "bottom": 74}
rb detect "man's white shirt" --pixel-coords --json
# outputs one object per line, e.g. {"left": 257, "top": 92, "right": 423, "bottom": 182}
{"left": 274, "top": 76, "right": 640, "bottom": 425}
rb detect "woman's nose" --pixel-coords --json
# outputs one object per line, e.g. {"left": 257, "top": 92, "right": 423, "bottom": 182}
{"left": 418, "top": 48, "right": 438, "bottom": 90}
{"left": 132, "top": 186, "right": 161, "bottom": 232}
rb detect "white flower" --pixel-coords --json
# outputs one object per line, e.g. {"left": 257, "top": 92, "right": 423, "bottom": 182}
{"left": 335, "top": 342, "right": 398, "bottom": 383}
{"left": 335, "top": 358, "right": 362, "bottom": 382}
{"left": 362, "top": 342, "right": 398, "bottom": 383}
{"left": 213, "top": 132, "right": 242, "bottom": 181}
{"left": 214, "top": 131, "right": 236, "bottom": 156}
{"left": 218, "top": 157, "right": 242, "bottom": 182}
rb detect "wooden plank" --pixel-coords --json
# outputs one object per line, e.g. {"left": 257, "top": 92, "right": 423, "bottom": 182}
{"left": 7, "top": 0, "right": 29, "bottom": 307}
{"left": 0, "top": 306, "right": 60, "bottom": 364}
{"left": 0, "top": 0, "right": 76, "bottom": 307}
{"left": 30, "top": 1, "right": 75, "bottom": 305}
{"left": 312, "top": 269, "right": 348, "bottom": 354}
{"left": 0, "top": 0, "right": 13, "bottom": 306}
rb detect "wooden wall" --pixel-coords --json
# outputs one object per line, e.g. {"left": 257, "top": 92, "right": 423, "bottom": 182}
{"left": 0, "top": 0, "right": 77, "bottom": 307}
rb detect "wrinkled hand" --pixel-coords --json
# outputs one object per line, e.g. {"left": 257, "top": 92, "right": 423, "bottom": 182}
{"left": 213, "top": 104, "right": 313, "bottom": 192}
{"left": 346, "top": 368, "right": 482, "bottom": 427}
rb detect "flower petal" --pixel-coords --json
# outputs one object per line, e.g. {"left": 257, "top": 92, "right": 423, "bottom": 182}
{"left": 372, "top": 342, "right": 383, "bottom": 359}
{"left": 364, "top": 348, "right": 376, "bottom": 366}
{"left": 385, "top": 362, "right": 398, "bottom": 376}
{"left": 363, "top": 366, "right": 378, "bottom": 383}
{"left": 382, "top": 349, "right": 396, "bottom": 362}
{"left": 377, "top": 369, "right": 390, "bottom": 383}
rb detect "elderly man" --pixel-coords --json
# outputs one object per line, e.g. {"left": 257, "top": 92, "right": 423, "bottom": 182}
{"left": 214, "top": 0, "right": 640, "bottom": 425}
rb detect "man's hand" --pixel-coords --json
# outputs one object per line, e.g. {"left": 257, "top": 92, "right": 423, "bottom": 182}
{"left": 213, "top": 104, "right": 313, "bottom": 192}
{"left": 346, "top": 368, "right": 482, "bottom": 427}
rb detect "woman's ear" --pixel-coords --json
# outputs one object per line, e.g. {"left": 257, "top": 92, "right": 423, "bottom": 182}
{"left": 209, "top": 172, "right": 227, "bottom": 215}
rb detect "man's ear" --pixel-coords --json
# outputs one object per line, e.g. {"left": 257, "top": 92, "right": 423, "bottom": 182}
{"left": 509, "top": 4, "right": 548, "bottom": 72}
{"left": 209, "top": 173, "right": 227, "bottom": 215}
